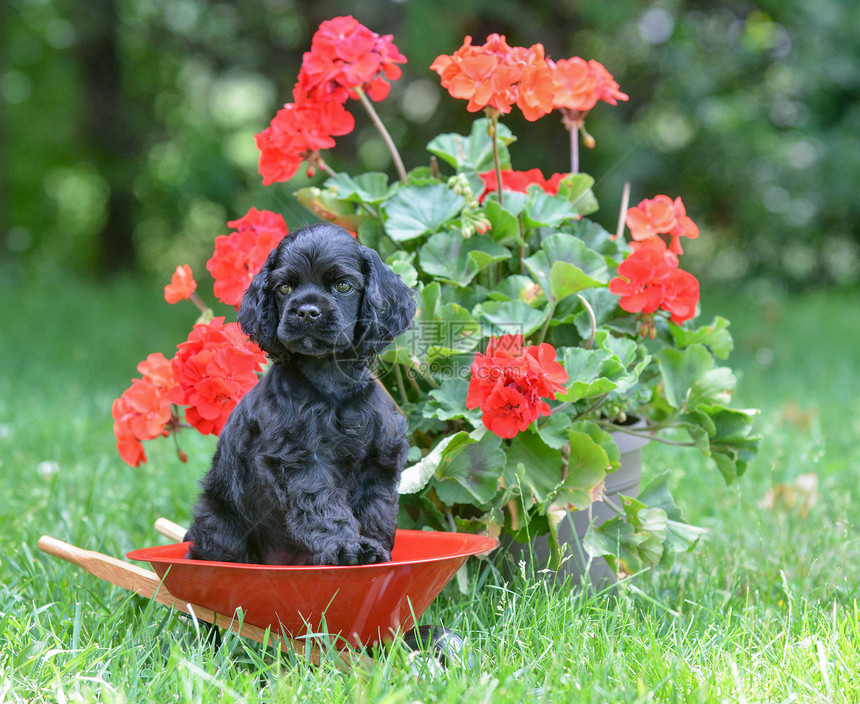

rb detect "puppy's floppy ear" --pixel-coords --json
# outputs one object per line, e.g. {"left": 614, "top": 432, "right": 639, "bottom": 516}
{"left": 355, "top": 247, "right": 417, "bottom": 357}
{"left": 238, "top": 244, "right": 282, "bottom": 356}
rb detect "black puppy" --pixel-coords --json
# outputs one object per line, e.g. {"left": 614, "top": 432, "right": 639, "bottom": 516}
{"left": 185, "top": 223, "right": 416, "bottom": 565}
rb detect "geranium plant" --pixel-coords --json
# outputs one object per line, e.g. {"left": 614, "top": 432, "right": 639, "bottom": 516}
{"left": 114, "top": 16, "right": 759, "bottom": 577}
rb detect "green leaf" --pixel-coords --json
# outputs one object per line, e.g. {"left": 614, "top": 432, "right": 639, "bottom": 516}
{"left": 423, "top": 378, "right": 476, "bottom": 422}
{"left": 554, "top": 173, "right": 599, "bottom": 216}
{"left": 433, "top": 432, "right": 507, "bottom": 507}
{"left": 293, "top": 186, "right": 365, "bottom": 231}
{"left": 487, "top": 275, "right": 545, "bottom": 305}
{"left": 385, "top": 251, "right": 418, "bottom": 288}
{"left": 383, "top": 184, "right": 465, "bottom": 242}
{"left": 398, "top": 430, "right": 477, "bottom": 494}
{"left": 637, "top": 472, "right": 706, "bottom": 569}
{"left": 426, "top": 118, "right": 514, "bottom": 173}
{"left": 523, "top": 233, "right": 607, "bottom": 304}
{"left": 484, "top": 198, "right": 523, "bottom": 245}
{"left": 425, "top": 303, "right": 482, "bottom": 361}
{"left": 523, "top": 190, "right": 579, "bottom": 228}
{"left": 697, "top": 405, "right": 761, "bottom": 483}
{"left": 570, "top": 420, "right": 621, "bottom": 472}
{"left": 669, "top": 316, "right": 734, "bottom": 359}
{"left": 690, "top": 366, "right": 736, "bottom": 408}
{"left": 507, "top": 430, "right": 565, "bottom": 504}
{"left": 551, "top": 430, "right": 611, "bottom": 511}
{"left": 656, "top": 344, "right": 715, "bottom": 410}
{"left": 418, "top": 281, "right": 441, "bottom": 320}
{"left": 537, "top": 412, "right": 573, "bottom": 450}
{"left": 549, "top": 261, "right": 605, "bottom": 302}
{"left": 418, "top": 230, "right": 511, "bottom": 287}
{"left": 402, "top": 285, "right": 481, "bottom": 367}
{"left": 324, "top": 172, "right": 391, "bottom": 205}
{"left": 556, "top": 345, "right": 627, "bottom": 402}
{"left": 473, "top": 300, "right": 549, "bottom": 337}
{"left": 583, "top": 507, "right": 668, "bottom": 577}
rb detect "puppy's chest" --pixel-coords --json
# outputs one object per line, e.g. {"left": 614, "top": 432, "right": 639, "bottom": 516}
{"left": 307, "top": 405, "right": 376, "bottom": 464}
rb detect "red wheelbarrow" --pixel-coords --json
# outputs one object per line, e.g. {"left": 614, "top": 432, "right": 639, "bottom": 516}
{"left": 38, "top": 519, "right": 497, "bottom": 663}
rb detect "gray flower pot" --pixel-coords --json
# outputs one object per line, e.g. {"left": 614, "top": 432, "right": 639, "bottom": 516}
{"left": 505, "top": 421, "right": 649, "bottom": 586}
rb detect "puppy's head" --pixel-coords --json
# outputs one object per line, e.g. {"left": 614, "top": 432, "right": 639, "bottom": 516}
{"left": 238, "top": 223, "right": 416, "bottom": 362}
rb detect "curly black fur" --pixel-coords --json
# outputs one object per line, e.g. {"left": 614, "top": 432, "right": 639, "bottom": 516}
{"left": 185, "top": 223, "right": 416, "bottom": 565}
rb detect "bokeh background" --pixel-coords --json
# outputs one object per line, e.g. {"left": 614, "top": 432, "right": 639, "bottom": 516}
{"left": 3, "top": 0, "right": 858, "bottom": 292}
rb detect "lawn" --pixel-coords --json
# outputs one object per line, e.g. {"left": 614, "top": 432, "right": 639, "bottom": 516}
{"left": 2, "top": 273, "right": 859, "bottom": 702}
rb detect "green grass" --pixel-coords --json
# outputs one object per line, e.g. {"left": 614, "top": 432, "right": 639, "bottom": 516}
{"left": 2, "top": 273, "right": 860, "bottom": 702}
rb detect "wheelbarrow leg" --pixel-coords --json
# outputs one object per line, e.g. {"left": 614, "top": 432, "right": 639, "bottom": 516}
{"left": 401, "top": 625, "right": 473, "bottom": 670}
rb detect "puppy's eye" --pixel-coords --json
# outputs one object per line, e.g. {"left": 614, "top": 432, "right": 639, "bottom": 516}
{"left": 334, "top": 281, "right": 353, "bottom": 294}
{"left": 276, "top": 283, "right": 292, "bottom": 295}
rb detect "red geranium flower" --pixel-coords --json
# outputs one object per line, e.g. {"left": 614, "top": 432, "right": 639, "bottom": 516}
{"left": 479, "top": 168, "right": 566, "bottom": 202}
{"left": 112, "top": 352, "right": 178, "bottom": 467}
{"left": 137, "top": 352, "right": 176, "bottom": 391}
{"left": 660, "top": 267, "right": 700, "bottom": 324}
{"left": 296, "top": 16, "right": 406, "bottom": 104}
{"left": 168, "top": 318, "right": 267, "bottom": 436}
{"left": 666, "top": 197, "right": 700, "bottom": 255}
{"left": 206, "top": 208, "right": 289, "bottom": 308}
{"left": 164, "top": 264, "right": 197, "bottom": 304}
{"left": 255, "top": 99, "right": 355, "bottom": 185}
{"left": 467, "top": 335, "right": 568, "bottom": 439}
{"left": 608, "top": 245, "right": 675, "bottom": 315}
{"left": 609, "top": 238, "right": 700, "bottom": 327}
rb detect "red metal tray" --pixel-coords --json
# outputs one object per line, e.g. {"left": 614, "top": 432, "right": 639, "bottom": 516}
{"left": 128, "top": 529, "right": 496, "bottom": 646}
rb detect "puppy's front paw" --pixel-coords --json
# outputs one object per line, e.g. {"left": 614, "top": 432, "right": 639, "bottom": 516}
{"left": 319, "top": 537, "right": 389, "bottom": 565}
{"left": 356, "top": 537, "right": 390, "bottom": 564}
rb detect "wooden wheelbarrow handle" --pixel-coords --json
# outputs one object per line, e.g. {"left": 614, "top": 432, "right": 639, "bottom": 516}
{"left": 36, "top": 535, "right": 301, "bottom": 654}
{"left": 154, "top": 517, "right": 187, "bottom": 542}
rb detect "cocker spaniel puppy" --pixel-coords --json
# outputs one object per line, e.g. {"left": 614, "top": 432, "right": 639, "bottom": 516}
{"left": 185, "top": 223, "right": 416, "bottom": 565}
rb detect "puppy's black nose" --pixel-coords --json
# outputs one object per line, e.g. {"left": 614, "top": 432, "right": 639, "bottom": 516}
{"left": 295, "top": 303, "right": 321, "bottom": 322}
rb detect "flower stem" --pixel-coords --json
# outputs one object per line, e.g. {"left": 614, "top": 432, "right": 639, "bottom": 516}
{"left": 312, "top": 152, "right": 339, "bottom": 179}
{"left": 596, "top": 422, "right": 697, "bottom": 447}
{"left": 489, "top": 110, "right": 504, "bottom": 207}
{"left": 536, "top": 302, "right": 556, "bottom": 345}
{"left": 570, "top": 120, "right": 579, "bottom": 175}
{"left": 189, "top": 292, "right": 209, "bottom": 315}
{"left": 577, "top": 294, "right": 597, "bottom": 349}
{"left": 615, "top": 181, "right": 631, "bottom": 241}
{"left": 355, "top": 88, "right": 408, "bottom": 184}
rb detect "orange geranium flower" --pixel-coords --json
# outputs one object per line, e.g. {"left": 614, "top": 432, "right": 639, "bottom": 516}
{"left": 626, "top": 195, "right": 700, "bottom": 255}
{"left": 513, "top": 44, "right": 557, "bottom": 121}
{"left": 431, "top": 35, "right": 556, "bottom": 120}
{"left": 550, "top": 57, "right": 599, "bottom": 112}
{"left": 164, "top": 264, "right": 197, "bottom": 304}
{"left": 550, "top": 57, "right": 628, "bottom": 113}
{"left": 626, "top": 195, "right": 678, "bottom": 241}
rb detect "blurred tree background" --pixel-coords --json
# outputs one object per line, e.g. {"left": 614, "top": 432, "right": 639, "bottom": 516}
{"left": 2, "top": 0, "right": 858, "bottom": 289}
